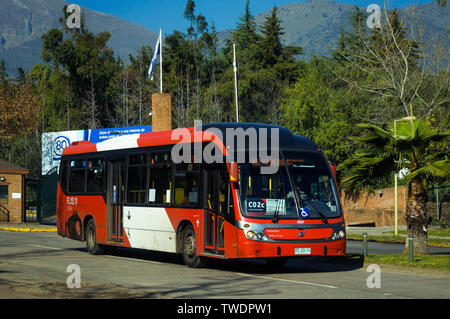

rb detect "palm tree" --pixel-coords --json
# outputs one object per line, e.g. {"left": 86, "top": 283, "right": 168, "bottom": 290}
{"left": 338, "top": 119, "right": 449, "bottom": 254}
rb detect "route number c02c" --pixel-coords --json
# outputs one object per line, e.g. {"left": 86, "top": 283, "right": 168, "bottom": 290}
{"left": 248, "top": 201, "right": 265, "bottom": 209}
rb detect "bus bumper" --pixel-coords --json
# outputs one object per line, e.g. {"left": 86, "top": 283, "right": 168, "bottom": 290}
{"left": 237, "top": 234, "right": 346, "bottom": 258}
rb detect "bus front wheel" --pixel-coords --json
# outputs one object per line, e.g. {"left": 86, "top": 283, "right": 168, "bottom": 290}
{"left": 85, "top": 219, "right": 105, "bottom": 255}
{"left": 181, "top": 225, "right": 207, "bottom": 268}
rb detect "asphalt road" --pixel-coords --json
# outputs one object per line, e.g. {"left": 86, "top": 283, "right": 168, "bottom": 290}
{"left": 0, "top": 230, "right": 449, "bottom": 300}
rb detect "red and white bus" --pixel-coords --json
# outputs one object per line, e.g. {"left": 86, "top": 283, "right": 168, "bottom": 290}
{"left": 56, "top": 123, "right": 346, "bottom": 267}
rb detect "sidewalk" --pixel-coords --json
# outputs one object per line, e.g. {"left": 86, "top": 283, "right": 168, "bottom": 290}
{"left": 0, "top": 222, "right": 57, "bottom": 232}
{"left": 346, "top": 226, "right": 449, "bottom": 239}
{"left": 346, "top": 225, "right": 450, "bottom": 247}
{"left": 346, "top": 226, "right": 407, "bottom": 236}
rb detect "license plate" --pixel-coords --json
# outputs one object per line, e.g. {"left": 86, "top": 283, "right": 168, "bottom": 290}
{"left": 295, "top": 248, "right": 311, "bottom": 255}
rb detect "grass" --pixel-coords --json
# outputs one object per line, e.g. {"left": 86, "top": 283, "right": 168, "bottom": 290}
{"left": 334, "top": 253, "right": 450, "bottom": 272}
{"left": 347, "top": 234, "right": 450, "bottom": 247}
{"left": 363, "top": 254, "right": 450, "bottom": 272}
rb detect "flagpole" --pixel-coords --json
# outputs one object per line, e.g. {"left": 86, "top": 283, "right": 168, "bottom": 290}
{"left": 233, "top": 43, "right": 239, "bottom": 122}
{"left": 159, "top": 28, "right": 163, "bottom": 93}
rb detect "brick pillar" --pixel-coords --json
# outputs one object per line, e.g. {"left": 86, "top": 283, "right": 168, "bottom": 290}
{"left": 151, "top": 93, "right": 172, "bottom": 132}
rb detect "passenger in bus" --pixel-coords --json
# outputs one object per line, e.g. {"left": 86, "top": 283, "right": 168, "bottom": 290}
{"left": 315, "top": 178, "right": 333, "bottom": 202}
{"left": 289, "top": 174, "right": 311, "bottom": 201}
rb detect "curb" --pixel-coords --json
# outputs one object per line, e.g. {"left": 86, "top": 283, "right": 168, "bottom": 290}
{"left": 0, "top": 227, "right": 57, "bottom": 233}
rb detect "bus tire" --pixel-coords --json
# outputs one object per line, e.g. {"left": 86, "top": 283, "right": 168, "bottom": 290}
{"left": 265, "top": 257, "right": 289, "bottom": 268}
{"left": 181, "top": 225, "right": 207, "bottom": 268}
{"left": 85, "top": 219, "right": 105, "bottom": 255}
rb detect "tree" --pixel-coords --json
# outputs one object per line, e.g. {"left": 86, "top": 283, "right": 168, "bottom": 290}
{"left": 202, "top": 22, "right": 225, "bottom": 123}
{"left": 107, "top": 49, "right": 154, "bottom": 128}
{"left": 40, "top": 7, "right": 119, "bottom": 129}
{"left": 164, "top": 30, "right": 193, "bottom": 127}
{"left": 0, "top": 82, "right": 41, "bottom": 137}
{"left": 128, "top": 45, "right": 154, "bottom": 125}
{"left": 333, "top": 7, "right": 447, "bottom": 124}
{"left": 259, "top": 6, "right": 303, "bottom": 123}
{"left": 218, "top": 3, "right": 303, "bottom": 123}
{"left": 339, "top": 119, "right": 449, "bottom": 254}
{"left": 0, "top": 60, "right": 8, "bottom": 88}
{"left": 27, "top": 63, "right": 79, "bottom": 132}
{"left": 260, "top": 7, "right": 284, "bottom": 67}
{"left": 333, "top": 6, "right": 368, "bottom": 65}
{"left": 182, "top": 0, "right": 208, "bottom": 120}
{"left": 230, "top": 0, "right": 260, "bottom": 53}
{"left": 280, "top": 58, "right": 355, "bottom": 165}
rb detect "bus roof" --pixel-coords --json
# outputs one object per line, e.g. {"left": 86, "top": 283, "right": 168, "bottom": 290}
{"left": 201, "top": 122, "right": 319, "bottom": 152}
{"left": 62, "top": 122, "right": 319, "bottom": 156}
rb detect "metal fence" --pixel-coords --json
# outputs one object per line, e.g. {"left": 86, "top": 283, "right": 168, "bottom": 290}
{"left": 40, "top": 168, "right": 57, "bottom": 224}
{"left": 25, "top": 177, "right": 41, "bottom": 223}
{"left": 24, "top": 167, "right": 57, "bottom": 224}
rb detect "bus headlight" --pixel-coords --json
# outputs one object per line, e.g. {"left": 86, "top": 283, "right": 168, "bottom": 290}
{"left": 246, "top": 231, "right": 256, "bottom": 240}
{"left": 332, "top": 230, "right": 346, "bottom": 240}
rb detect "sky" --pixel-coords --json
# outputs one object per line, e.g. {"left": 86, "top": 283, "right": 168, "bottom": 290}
{"left": 71, "top": 0, "right": 435, "bottom": 34}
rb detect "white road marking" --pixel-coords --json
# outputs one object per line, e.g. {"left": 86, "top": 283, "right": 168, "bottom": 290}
{"left": 107, "top": 255, "right": 161, "bottom": 265}
{"left": 236, "top": 272, "right": 338, "bottom": 289}
{"left": 30, "top": 244, "right": 63, "bottom": 251}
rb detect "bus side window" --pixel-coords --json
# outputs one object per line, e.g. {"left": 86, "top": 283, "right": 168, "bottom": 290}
{"left": 60, "top": 159, "right": 68, "bottom": 193}
{"left": 87, "top": 158, "right": 105, "bottom": 194}
{"left": 68, "top": 159, "right": 86, "bottom": 193}
{"left": 126, "top": 153, "right": 148, "bottom": 204}
{"left": 149, "top": 152, "right": 172, "bottom": 205}
{"left": 174, "top": 164, "right": 199, "bottom": 207}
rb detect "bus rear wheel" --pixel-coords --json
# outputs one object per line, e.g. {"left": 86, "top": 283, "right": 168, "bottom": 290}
{"left": 181, "top": 225, "right": 207, "bottom": 268}
{"left": 85, "top": 219, "right": 105, "bottom": 255}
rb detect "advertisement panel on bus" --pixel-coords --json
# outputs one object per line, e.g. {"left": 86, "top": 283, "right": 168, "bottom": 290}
{"left": 41, "top": 125, "right": 152, "bottom": 175}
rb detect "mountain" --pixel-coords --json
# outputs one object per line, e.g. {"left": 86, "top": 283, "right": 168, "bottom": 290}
{"left": 0, "top": 0, "right": 448, "bottom": 76}
{"left": 254, "top": 0, "right": 356, "bottom": 57}
{"left": 0, "top": 0, "right": 158, "bottom": 76}
{"left": 219, "top": 0, "right": 449, "bottom": 59}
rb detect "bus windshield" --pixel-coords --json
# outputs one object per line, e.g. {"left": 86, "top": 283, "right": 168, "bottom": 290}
{"left": 238, "top": 152, "right": 341, "bottom": 220}
{"left": 283, "top": 151, "right": 341, "bottom": 220}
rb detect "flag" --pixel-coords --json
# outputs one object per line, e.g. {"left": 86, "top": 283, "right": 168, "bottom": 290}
{"left": 148, "top": 32, "right": 161, "bottom": 80}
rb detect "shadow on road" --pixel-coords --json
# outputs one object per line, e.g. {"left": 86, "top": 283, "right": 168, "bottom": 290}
{"left": 101, "top": 246, "right": 365, "bottom": 274}
{"left": 134, "top": 273, "right": 280, "bottom": 298}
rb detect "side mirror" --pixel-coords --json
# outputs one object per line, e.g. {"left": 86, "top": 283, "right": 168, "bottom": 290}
{"left": 229, "top": 162, "right": 239, "bottom": 183}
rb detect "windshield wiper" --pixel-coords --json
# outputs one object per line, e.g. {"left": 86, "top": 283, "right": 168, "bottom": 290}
{"left": 289, "top": 184, "right": 328, "bottom": 224}
{"left": 272, "top": 198, "right": 282, "bottom": 223}
{"left": 303, "top": 201, "right": 329, "bottom": 224}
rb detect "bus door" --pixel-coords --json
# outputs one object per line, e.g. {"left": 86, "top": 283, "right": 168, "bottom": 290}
{"left": 107, "top": 160, "right": 125, "bottom": 243}
{"left": 203, "top": 167, "right": 230, "bottom": 256}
